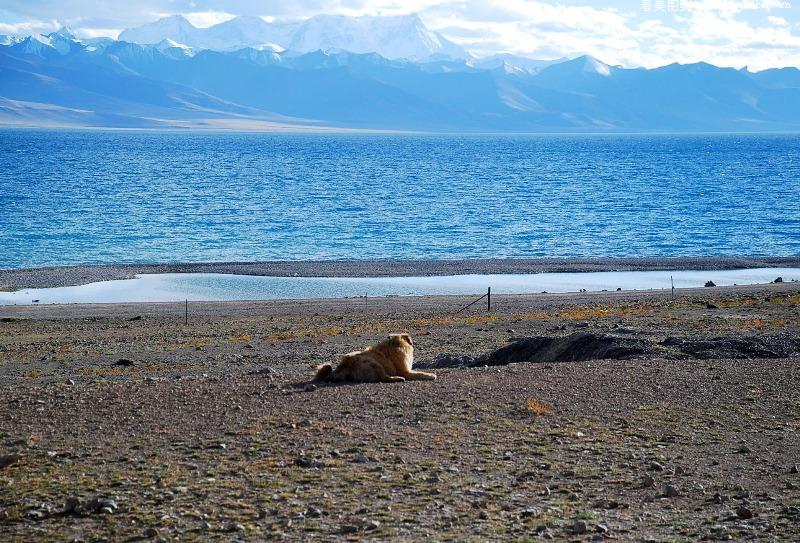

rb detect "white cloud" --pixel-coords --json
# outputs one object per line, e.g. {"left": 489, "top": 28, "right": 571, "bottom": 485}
{"left": 0, "top": 18, "right": 59, "bottom": 35}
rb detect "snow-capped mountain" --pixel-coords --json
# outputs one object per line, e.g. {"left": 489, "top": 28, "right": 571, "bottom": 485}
{"left": 3, "top": 28, "right": 800, "bottom": 132}
{"left": 0, "top": 34, "right": 19, "bottom": 46}
{"left": 118, "top": 15, "right": 200, "bottom": 47}
{"left": 154, "top": 39, "right": 195, "bottom": 59}
{"left": 118, "top": 13, "right": 469, "bottom": 61}
{"left": 472, "top": 54, "right": 568, "bottom": 74}
{"left": 286, "top": 14, "right": 467, "bottom": 60}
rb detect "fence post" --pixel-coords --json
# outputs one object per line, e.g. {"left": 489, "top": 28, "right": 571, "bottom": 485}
{"left": 487, "top": 287, "right": 491, "bottom": 312}
{"left": 185, "top": 299, "right": 188, "bottom": 325}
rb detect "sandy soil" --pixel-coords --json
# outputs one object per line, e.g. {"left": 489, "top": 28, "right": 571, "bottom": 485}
{"left": 1, "top": 282, "right": 799, "bottom": 542}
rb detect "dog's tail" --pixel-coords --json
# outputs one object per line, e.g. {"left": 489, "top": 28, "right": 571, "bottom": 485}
{"left": 313, "top": 363, "right": 333, "bottom": 383}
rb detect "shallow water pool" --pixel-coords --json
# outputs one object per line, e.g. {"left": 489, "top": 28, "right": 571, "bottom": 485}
{"left": 0, "top": 268, "right": 797, "bottom": 306}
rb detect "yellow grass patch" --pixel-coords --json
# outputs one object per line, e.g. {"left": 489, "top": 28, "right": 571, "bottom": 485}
{"left": 526, "top": 398, "right": 552, "bottom": 417}
{"left": 180, "top": 338, "right": 212, "bottom": 348}
{"left": 227, "top": 333, "right": 253, "bottom": 343}
{"left": 25, "top": 369, "right": 45, "bottom": 379}
{"left": 741, "top": 318, "right": 789, "bottom": 329}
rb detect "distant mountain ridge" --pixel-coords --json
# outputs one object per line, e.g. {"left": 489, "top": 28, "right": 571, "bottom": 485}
{"left": 119, "top": 13, "right": 469, "bottom": 61}
{"left": 2, "top": 21, "right": 800, "bottom": 132}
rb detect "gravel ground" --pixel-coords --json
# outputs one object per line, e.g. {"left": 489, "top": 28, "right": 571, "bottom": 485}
{"left": 2, "top": 256, "right": 800, "bottom": 289}
{"left": 1, "top": 282, "right": 799, "bottom": 541}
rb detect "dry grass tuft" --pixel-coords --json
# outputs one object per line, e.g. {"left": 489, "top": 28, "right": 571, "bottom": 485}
{"left": 527, "top": 398, "right": 553, "bottom": 417}
{"left": 227, "top": 333, "right": 253, "bottom": 343}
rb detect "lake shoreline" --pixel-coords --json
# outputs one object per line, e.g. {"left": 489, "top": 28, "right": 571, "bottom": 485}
{"left": 2, "top": 256, "right": 800, "bottom": 290}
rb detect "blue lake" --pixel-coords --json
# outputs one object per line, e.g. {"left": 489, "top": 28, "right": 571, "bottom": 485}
{"left": 1, "top": 130, "right": 799, "bottom": 268}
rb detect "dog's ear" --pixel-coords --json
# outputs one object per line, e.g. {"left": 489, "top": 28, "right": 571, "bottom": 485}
{"left": 401, "top": 333, "right": 413, "bottom": 345}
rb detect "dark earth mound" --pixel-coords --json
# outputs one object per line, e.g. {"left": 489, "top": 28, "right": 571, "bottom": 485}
{"left": 425, "top": 332, "right": 800, "bottom": 368}
{"left": 662, "top": 335, "right": 800, "bottom": 360}
{"left": 425, "top": 333, "right": 654, "bottom": 368}
{"left": 477, "top": 332, "right": 653, "bottom": 366}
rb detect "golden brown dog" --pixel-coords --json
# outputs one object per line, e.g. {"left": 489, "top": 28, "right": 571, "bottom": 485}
{"left": 313, "top": 333, "right": 436, "bottom": 383}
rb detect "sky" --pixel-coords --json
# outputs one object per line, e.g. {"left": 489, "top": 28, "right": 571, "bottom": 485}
{"left": 0, "top": 0, "right": 798, "bottom": 70}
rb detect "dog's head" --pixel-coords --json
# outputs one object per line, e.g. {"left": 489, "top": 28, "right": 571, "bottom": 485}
{"left": 388, "top": 333, "right": 413, "bottom": 347}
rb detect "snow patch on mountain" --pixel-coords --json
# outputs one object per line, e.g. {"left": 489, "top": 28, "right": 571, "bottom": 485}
{"left": 118, "top": 13, "right": 469, "bottom": 60}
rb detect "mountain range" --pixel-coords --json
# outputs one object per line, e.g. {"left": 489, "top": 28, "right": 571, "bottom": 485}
{"left": 1, "top": 14, "right": 800, "bottom": 132}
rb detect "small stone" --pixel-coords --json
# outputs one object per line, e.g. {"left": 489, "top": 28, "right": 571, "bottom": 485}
{"left": 736, "top": 505, "right": 754, "bottom": 519}
{"left": 595, "top": 523, "right": 610, "bottom": 534}
{"left": 569, "top": 520, "right": 588, "bottom": 534}
{"left": 27, "top": 509, "right": 47, "bottom": 521}
{"left": 774, "top": 277, "right": 783, "bottom": 283}
{"left": 364, "top": 519, "right": 380, "bottom": 531}
{"left": 790, "top": 464, "right": 799, "bottom": 474}
{"left": 705, "top": 281, "right": 716, "bottom": 287}
{"left": 115, "top": 358, "right": 135, "bottom": 366}
{"left": 224, "top": 522, "right": 246, "bottom": 532}
{"left": 303, "top": 383, "right": 317, "bottom": 392}
{"left": 734, "top": 485, "right": 750, "bottom": 499}
{"left": 0, "top": 453, "right": 21, "bottom": 469}
{"left": 479, "top": 510, "right": 489, "bottom": 520}
{"left": 649, "top": 461, "right": 664, "bottom": 471}
{"left": 662, "top": 484, "right": 679, "bottom": 498}
{"left": 641, "top": 473, "right": 656, "bottom": 488}
{"left": 737, "top": 445, "right": 752, "bottom": 454}
{"left": 90, "top": 498, "right": 118, "bottom": 513}
{"left": 63, "top": 496, "right": 80, "bottom": 514}
{"left": 340, "top": 524, "right": 359, "bottom": 534}
{"left": 144, "top": 527, "right": 159, "bottom": 538}
{"left": 306, "top": 507, "right": 323, "bottom": 518}
{"left": 353, "top": 452, "right": 369, "bottom": 463}
{"left": 294, "top": 457, "right": 314, "bottom": 468}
